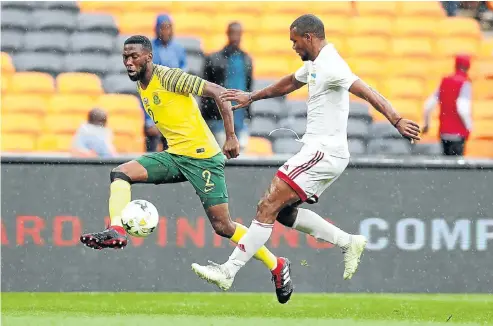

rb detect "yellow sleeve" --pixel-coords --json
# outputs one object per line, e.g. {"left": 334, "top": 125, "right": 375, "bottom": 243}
{"left": 154, "top": 66, "right": 205, "bottom": 96}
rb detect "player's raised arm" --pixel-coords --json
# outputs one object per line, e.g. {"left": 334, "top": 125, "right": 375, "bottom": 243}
{"left": 220, "top": 73, "right": 305, "bottom": 110}
{"left": 349, "top": 79, "right": 421, "bottom": 142}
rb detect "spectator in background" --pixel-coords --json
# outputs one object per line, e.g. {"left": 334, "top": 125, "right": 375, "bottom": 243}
{"left": 442, "top": 1, "right": 459, "bottom": 16}
{"left": 201, "top": 22, "right": 253, "bottom": 151}
{"left": 423, "top": 55, "right": 473, "bottom": 156}
{"left": 143, "top": 14, "right": 187, "bottom": 152}
{"left": 71, "top": 109, "right": 117, "bottom": 158}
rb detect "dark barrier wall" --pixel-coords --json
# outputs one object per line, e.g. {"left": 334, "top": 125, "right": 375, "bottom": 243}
{"left": 2, "top": 157, "right": 493, "bottom": 293}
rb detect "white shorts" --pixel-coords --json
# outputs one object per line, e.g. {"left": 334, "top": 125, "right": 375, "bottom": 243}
{"left": 276, "top": 144, "right": 349, "bottom": 203}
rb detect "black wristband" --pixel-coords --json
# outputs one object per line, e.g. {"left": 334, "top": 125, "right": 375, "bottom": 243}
{"left": 393, "top": 118, "right": 402, "bottom": 127}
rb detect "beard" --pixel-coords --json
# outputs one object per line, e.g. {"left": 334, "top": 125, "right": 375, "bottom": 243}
{"left": 300, "top": 52, "right": 310, "bottom": 61}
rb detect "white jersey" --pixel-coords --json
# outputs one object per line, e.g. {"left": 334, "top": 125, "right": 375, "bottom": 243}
{"left": 294, "top": 44, "right": 359, "bottom": 158}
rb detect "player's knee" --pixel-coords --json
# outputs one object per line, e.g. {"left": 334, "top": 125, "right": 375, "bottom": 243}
{"left": 210, "top": 219, "right": 234, "bottom": 238}
{"left": 256, "top": 197, "right": 278, "bottom": 224}
{"left": 110, "top": 167, "right": 133, "bottom": 184}
{"left": 277, "top": 205, "right": 299, "bottom": 228}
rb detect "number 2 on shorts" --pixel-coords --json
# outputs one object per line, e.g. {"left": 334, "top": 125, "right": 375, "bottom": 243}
{"left": 202, "top": 170, "right": 215, "bottom": 192}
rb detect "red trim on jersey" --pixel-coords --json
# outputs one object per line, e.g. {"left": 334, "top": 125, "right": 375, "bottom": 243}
{"left": 252, "top": 220, "right": 274, "bottom": 228}
{"left": 290, "top": 151, "right": 324, "bottom": 180}
{"left": 276, "top": 170, "right": 308, "bottom": 202}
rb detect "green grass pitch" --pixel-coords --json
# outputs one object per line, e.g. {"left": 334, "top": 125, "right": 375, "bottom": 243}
{"left": 2, "top": 293, "right": 492, "bottom": 326}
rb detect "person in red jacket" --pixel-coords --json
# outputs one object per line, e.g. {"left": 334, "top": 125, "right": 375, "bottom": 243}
{"left": 423, "top": 55, "right": 473, "bottom": 156}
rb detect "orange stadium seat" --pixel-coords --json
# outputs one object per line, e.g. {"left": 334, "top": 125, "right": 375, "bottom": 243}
{"left": 383, "top": 77, "right": 425, "bottom": 99}
{"left": 489, "top": 1, "right": 493, "bottom": 10}
{"left": 319, "top": 16, "right": 350, "bottom": 36}
{"left": 210, "top": 13, "right": 260, "bottom": 34}
{"left": 466, "top": 140, "right": 493, "bottom": 158}
{"left": 2, "top": 114, "right": 43, "bottom": 134}
{"left": 245, "top": 137, "right": 273, "bottom": 156}
{"left": 1, "top": 74, "right": 9, "bottom": 94}
{"left": 43, "top": 114, "right": 87, "bottom": 134}
{"left": 420, "top": 120, "right": 440, "bottom": 142}
{"left": 393, "top": 18, "right": 439, "bottom": 37}
{"left": 346, "top": 36, "right": 389, "bottom": 58}
{"left": 2, "top": 95, "right": 49, "bottom": 115}
{"left": 56, "top": 73, "right": 103, "bottom": 95}
{"left": 1, "top": 52, "right": 15, "bottom": 74}
{"left": 254, "top": 55, "right": 292, "bottom": 79}
{"left": 391, "top": 38, "right": 433, "bottom": 58}
{"left": 10, "top": 72, "right": 55, "bottom": 94}
{"left": 37, "top": 134, "right": 73, "bottom": 152}
{"left": 349, "top": 17, "right": 393, "bottom": 37}
{"left": 436, "top": 17, "right": 482, "bottom": 39}
{"left": 96, "top": 94, "right": 142, "bottom": 117}
{"left": 1, "top": 133, "right": 36, "bottom": 152}
{"left": 49, "top": 95, "right": 95, "bottom": 114}
{"left": 108, "top": 114, "right": 143, "bottom": 137}
{"left": 113, "top": 134, "right": 145, "bottom": 153}
{"left": 398, "top": 2, "right": 445, "bottom": 17}
{"left": 473, "top": 100, "right": 493, "bottom": 120}
{"left": 471, "top": 121, "right": 493, "bottom": 140}
{"left": 473, "top": 57, "right": 493, "bottom": 80}
{"left": 474, "top": 79, "right": 493, "bottom": 100}
{"left": 117, "top": 12, "right": 157, "bottom": 36}
{"left": 434, "top": 37, "right": 479, "bottom": 58}
{"left": 259, "top": 14, "right": 299, "bottom": 34}
{"left": 77, "top": 1, "right": 127, "bottom": 14}
{"left": 385, "top": 59, "right": 432, "bottom": 79}
{"left": 356, "top": 1, "right": 399, "bottom": 17}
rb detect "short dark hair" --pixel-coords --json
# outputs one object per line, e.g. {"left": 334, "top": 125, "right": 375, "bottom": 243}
{"left": 124, "top": 35, "right": 153, "bottom": 52}
{"left": 227, "top": 21, "right": 241, "bottom": 30}
{"left": 290, "top": 14, "right": 325, "bottom": 39}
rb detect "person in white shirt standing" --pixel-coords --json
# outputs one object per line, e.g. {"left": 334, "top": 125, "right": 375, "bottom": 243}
{"left": 191, "top": 14, "right": 421, "bottom": 303}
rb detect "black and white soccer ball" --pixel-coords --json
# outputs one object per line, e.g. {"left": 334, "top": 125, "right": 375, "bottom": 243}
{"left": 121, "top": 200, "right": 159, "bottom": 238}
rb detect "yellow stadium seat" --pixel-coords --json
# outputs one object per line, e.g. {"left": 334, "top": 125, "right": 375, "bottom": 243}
{"left": 211, "top": 13, "right": 260, "bottom": 34}
{"left": 203, "top": 33, "right": 254, "bottom": 54}
{"left": 260, "top": 14, "right": 299, "bottom": 34}
{"left": 172, "top": 12, "right": 214, "bottom": 35}
{"left": 36, "top": 134, "right": 73, "bottom": 152}
{"left": 387, "top": 99, "right": 422, "bottom": 122}
{"left": 436, "top": 18, "right": 482, "bottom": 39}
{"left": 114, "top": 134, "right": 145, "bottom": 153}
{"left": 49, "top": 95, "right": 95, "bottom": 114}
{"left": 473, "top": 58, "right": 493, "bottom": 80}
{"left": 473, "top": 100, "right": 493, "bottom": 120}
{"left": 253, "top": 55, "right": 292, "bottom": 79}
{"left": 393, "top": 18, "right": 439, "bottom": 37}
{"left": 127, "top": 1, "right": 173, "bottom": 12}
{"left": 474, "top": 79, "right": 493, "bottom": 100}
{"left": 465, "top": 140, "right": 493, "bottom": 158}
{"left": 245, "top": 137, "right": 273, "bottom": 156}
{"left": 43, "top": 114, "right": 87, "bottom": 134}
{"left": 356, "top": 1, "right": 399, "bottom": 17}
{"left": 398, "top": 2, "right": 445, "bottom": 17}
{"left": 252, "top": 35, "right": 294, "bottom": 56}
{"left": 319, "top": 16, "right": 350, "bottom": 36}
{"left": 1, "top": 133, "right": 36, "bottom": 152}
{"left": 11, "top": 72, "right": 55, "bottom": 94}
{"left": 479, "top": 39, "right": 493, "bottom": 59}
{"left": 2, "top": 114, "right": 43, "bottom": 134}
{"left": 96, "top": 94, "right": 142, "bottom": 117}
{"left": 471, "top": 121, "right": 493, "bottom": 140}
{"left": 287, "top": 86, "right": 308, "bottom": 100}
{"left": 420, "top": 119, "right": 440, "bottom": 142}
{"left": 346, "top": 58, "right": 384, "bottom": 79}
{"left": 56, "top": 73, "right": 103, "bottom": 95}
{"left": 108, "top": 114, "right": 143, "bottom": 137}
{"left": 117, "top": 12, "right": 157, "bottom": 36}
{"left": 346, "top": 36, "right": 389, "bottom": 58}
{"left": 214, "top": 1, "right": 263, "bottom": 14}
{"left": 320, "top": 2, "right": 354, "bottom": 16}
{"left": 1, "top": 74, "right": 9, "bottom": 94}
{"left": 265, "top": 2, "right": 352, "bottom": 16}
{"left": 434, "top": 37, "right": 479, "bottom": 58}
{"left": 1, "top": 95, "right": 49, "bottom": 115}
{"left": 328, "top": 36, "right": 348, "bottom": 57}
{"left": 385, "top": 59, "right": 432, "bottom": 79}
{"left": 383, "top": 77, "right": 425, "bottom": 99}
{"left": 77, "top": 1, "right": 127, "bottom": 14}
{"left": 1, "top": 52, "right": 15, "bottom": 74}
{"left": 349, "top": 17, "right": 393, "bottom": 37}
{"left": 391, "top": 38, "right": 433, "bottom": 58}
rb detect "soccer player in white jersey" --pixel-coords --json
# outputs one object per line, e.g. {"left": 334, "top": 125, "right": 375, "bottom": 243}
{"left": 191, "top": 14, "right": 421, "bottom": 302}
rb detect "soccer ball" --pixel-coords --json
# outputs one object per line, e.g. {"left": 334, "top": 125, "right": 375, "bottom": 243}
{"left": 121, "top": 200, "right": 159, "bottom": 238}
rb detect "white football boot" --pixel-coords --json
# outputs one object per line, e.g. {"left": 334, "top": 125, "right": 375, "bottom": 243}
{"left": 342, "top": 235, "right": 368, "bottom": 280}
{"left": 191, "top": 261, "right": 234, "bottom": 291}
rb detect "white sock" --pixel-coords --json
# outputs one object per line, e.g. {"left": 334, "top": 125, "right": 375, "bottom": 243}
{"left": 292, "top": 208, "right": 351, "bottom": 248}
{"left": 224, "top": 220, "right": 273, "bottom": 275}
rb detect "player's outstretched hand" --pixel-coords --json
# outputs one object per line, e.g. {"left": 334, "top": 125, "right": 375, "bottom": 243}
{"left": 223, "top": 134, "right": 240, "bottom": 159}
{"left": 395, "top": 118, "right": 421, "bottom": 142}
{"left": 220, "top": 89, "right": 252, "bottom": 110}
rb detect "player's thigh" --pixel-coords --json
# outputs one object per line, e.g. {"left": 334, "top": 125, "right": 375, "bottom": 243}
{"left": 172, "top": 152, "right": 229, "bottom": 209}
{"left": 135, "top": 152, "right": 187, "bottom": 184}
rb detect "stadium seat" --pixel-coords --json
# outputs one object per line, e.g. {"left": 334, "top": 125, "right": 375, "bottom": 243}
{"left": 49, "top": 94, "right": 95, "bottom": 114}
{"left": 466, "top": 140, "right": 493, "bottom": 158}
{"left": 250, "top": 117, "right": 277, "bottom": 138}
{"left": 367, "top": 139, "right": 412, "bottom": 155}
{"left": 318, "top": 2, "right": 354, "bottom": 16}
{"left": 106, "top": 54, "right": 127, "bottom": 75}
{"left": 210, "top": 13, "right": 260, "bottom": 34}
{"left": 40, "top": 1, "right": 79, "bottom": 14}
{"left": 169, "top": 12, "right": 213, "bottom": 36}
{"left": 31, "top": 10, "right": 77, "bottom": 33}
{"left": 253, "top": 35, "right": 295, "bottom": 56}
{"left": 393, "top": 18, "right": 439, "bottom": 37}
{"left": 1, "top": 133, "right": 36, "bottom": 152}
{"left": 175, "top": 37, "right": 202, "bottom": 55}
{"left": 411, "top": 142, "right": 442, "bottom": 156}
{"left": 1, "top": 9, "right": 30, "bottom": 32}
{"left": 36, "top": 134, "right": 73, "bottom": 152}
{"left": 251, "top": 99, "right": 285, "bottom": 119}
{"left": 369, "top": 122, "right": 403, "bottom": 139}
{"left": 254, "top": 56, "right": 291, "bottom": 78}
{"left": 398, "top": 2, "right": 445, "bottom": 17}
{"left": 1, "top": 75, "right": 10, "bottom": 94}
{"left": 1, "top": 31, "right": 23, "bottom": 53}
{"left": 23, "top": 32, "right": 70, "bottom": 54}
{"left": 436, "top": 17, "right": 482, "bottom": 39}
{"left": 107, "top": 114, "right": 143, "bottom": 137}
{"left": 1, "top": 52, "right": 15, "bottom": 74}
{"left": 383, "top": 77, "right": 425, "bottom": 99}
{"left": 206, "top": 1, "right": 262, "bottom": 14}
{"left": 77, "top": 1, "right": 127, "bottom": 14}
{"left": 96, "top": 94, "right": 142, "bottom": 117}
{"left": 434, "top": 37, "right": 479, "bottom": 58}
{"left": 56, "top": 73, "right": 103, "bottom": 95}
{"left": 10, "top": 72, "right": 55, "bottom": 94}
{"left": 259, "top": 14, "right": 299, "bottom": 34}
{"left": 113, "top": 134, "right": 145, "bottom": 153}
{"left": 2, "top": 95, "right": 49, "bottom": 115}
{"left": 473, "top": 100, "right": 493, "bottom": 120}
{"left": 69, "top": 33, "right": 114, "bottom": 55}
{"left": 349, "top": 102, "right": 372, "bottom": 123}
{"left": 14, "top": 52, "right": 64, "bottom": 75}
{"left": 63, "top": 54, "right": 109, "bottom": 76}
{"left": 348, "top": 138, "right": 366, "bottom": 155}
{"left": 346, "top": 58, "right": 384, "bottom": 79}
{"left": 116, "top": 12, "right": 157, "bottom": 35}
{"left": 319, "top": 16, "right": 350, "bottom": 36}
{"left": 2, "top": 113, "right": 43, "bottom": 134}
{"left": 472, "top": 121, "right": 493, "bottom": 140}
{"left": 347, "top": 119, "right": 370, "bottom": 140}
{"left": 273, "top": 138, "right": 303, "bottom": 154}
{"left": 474, "top": 79, "right": 493, "bottom": 100}
{"left": 349, "top": 17, "right": 393, "bottom": 37}
{"left": 1, "top": 1, "right": 40, "bottom": 11}
{"left": 386, "top": 59, "right": 432, "bottom": 79}
{"left": 346, "top": 37, "right": 389, "bottom": 57}
{"left": 387, "top": 99, "right": 422, "bottom": 123}
{"left": 390, "top": 38, "right": 433, "bottom": 58}
{"left": 126, "top": 1, "right": 173, "bottom": 14}
{"left": 103, "top": 74, "right": 137, "bottom": 95}
{"left": 77, "top": 13, "right": 118, "bottom": 35}
{"left": 278, "top": 117, "right": 306, "bottom": 138}
{"left": 287, "top": 86, "right": 308, "bottom": 100}
{"left": 356, "top": 1, "right": 399, "bottom": 16}
{"left": 245, "top": 137, "right": 273, "bottom": 156}
{"left": 286, "top": 100, "right": 307, "bottom": 118}
{"left": 187, "top": 54, "right": 205, "bottom": 77}
{"left": 43, "top": 113, "right": 87, "bottom": 134}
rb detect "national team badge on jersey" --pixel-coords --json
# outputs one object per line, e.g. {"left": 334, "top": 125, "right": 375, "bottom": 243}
{"left": 143, "top": 98, "right": 149, "bottom": 107}
{"left": 153, "top": 92, "right": 161, "bottom": 105}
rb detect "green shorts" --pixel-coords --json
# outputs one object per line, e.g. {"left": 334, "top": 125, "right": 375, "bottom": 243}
{"left": 136, "top": 151, "right": 228, "bottom": 209}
